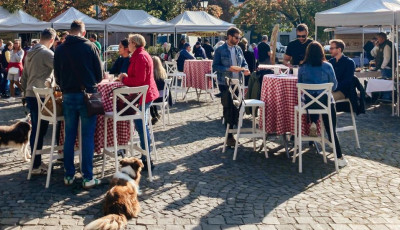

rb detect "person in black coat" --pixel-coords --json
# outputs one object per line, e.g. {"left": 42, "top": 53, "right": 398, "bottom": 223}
{"left": 109, "top": 39, "right": 130, "bottom": 75}
{"left": 238, "top": 41, "right": 256, "bottom": 86}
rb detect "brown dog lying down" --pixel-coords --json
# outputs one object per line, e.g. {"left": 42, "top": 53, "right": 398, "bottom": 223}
{"left": 0, "top": 121, "right": 31, "bottom": 162}
{"left": 85, "top": 157, "right": 144, "bottom": 230}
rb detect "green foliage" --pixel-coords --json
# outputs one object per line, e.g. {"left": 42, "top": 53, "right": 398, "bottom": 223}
{"left": 234, "top": 0, "right": 352, "bottom": 38}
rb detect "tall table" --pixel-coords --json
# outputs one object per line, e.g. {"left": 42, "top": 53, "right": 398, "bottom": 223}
{"left": 259, "top": 74, "right": 316, "bottom": 135}
{"left": 183, "top": 59, "right": 213, "bottom": 101}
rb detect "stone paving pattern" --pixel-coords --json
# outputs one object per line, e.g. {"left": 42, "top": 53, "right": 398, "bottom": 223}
{"left": 1, "top": 94, "right": 400, "bottom": 230}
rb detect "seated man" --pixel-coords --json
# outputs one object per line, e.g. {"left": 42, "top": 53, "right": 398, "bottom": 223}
{"left": 177, "top": 43, "right": 194, "bottom": 72}
{"left": 109, "top": 39, "right": 130, "bottom": 75}
{"left": 328, "top": 39, "right": 355, "bottom": 101}
{"left": 193, "top": 42, "right": 206, "bottom": 59}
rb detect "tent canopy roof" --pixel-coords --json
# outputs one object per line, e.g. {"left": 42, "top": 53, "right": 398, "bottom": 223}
{"left": 104, "top": 9, "right": 174, "bottom": 33}
{"left": 0, "top": 6, "right": 51, "bottom": 32}
{"left": 315, "top": 0, "right": 400, "bottom": 27}
{"left": 168, "top": 11, "right": 233, "bottom": 33}
{"left": 51, "top": 7, "right": 105, "bottom": 30}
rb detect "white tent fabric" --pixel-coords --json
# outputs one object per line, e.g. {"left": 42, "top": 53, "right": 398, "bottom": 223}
{"left": 0, "top": 7, "right": 51, "bottom": 31}
{"left": 325, "top": 27, "right": 391, "bottom": 34}
{"left": 168, "top": 11, "right": 233, "bottom": 33}
{"left": 315, "top": 0, "right": 400, "bottom": 27}
{"left": 51, "top": 7, "right": 105, "bottom": 30}
{"left": 104, "top": 10, "right": 174, "bottom": 33}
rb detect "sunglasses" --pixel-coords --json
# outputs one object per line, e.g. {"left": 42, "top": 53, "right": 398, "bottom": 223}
{"left": 329, "top": 47, "right": 338, "bottom": 50}
{"left": 233, "top": 36, "right": 241, "bottom": 40}
{"left": 297, "top": 35, "right": 307, "bottom": 38}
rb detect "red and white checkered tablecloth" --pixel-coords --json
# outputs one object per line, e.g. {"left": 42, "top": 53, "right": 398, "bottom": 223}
{"left": 259, "top": 74, "right": 317, "bottom": 135}
{"left": 59, "top": 80, "right": 132, "bottom": 154}
{"left": 183, "top": 60, "right": 213, "bottom": 90}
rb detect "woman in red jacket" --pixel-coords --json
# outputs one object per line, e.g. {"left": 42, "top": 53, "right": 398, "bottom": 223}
{"left": 117, "top": 34, "right": 159, "bottom": 171}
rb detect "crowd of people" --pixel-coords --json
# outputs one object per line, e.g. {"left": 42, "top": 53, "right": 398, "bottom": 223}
{"left": 1, "top": 18, "right": 393, "bottom": 188}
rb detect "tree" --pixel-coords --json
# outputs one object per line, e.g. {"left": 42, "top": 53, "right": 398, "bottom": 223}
{"left": 234, "top": 0, "right": 352, "bottom": 37}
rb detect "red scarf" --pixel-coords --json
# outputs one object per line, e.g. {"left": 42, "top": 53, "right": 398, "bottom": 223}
{"left": 7, "top": 62, "right": 23, "bottom": 76}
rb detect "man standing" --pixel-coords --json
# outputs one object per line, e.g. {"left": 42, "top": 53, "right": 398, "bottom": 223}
{"left": 21, "top": 28, "right": 56, "bottom": 175}
{"left": 371, "top": 32, "right": 393, "bottom": 79}
{"left": 283, "top": 24, "right": 313, "bottom": 66}
{"left": 213, "top": 27, "right": 250, "bottom": 146}
{"left": 257, "top": 35, "right": 271, "bottom": 64}
{"left": 54, "top": 20, "right": 103, "bottom": 189}
{"left": 328, "top": 39, "right": 355, "bottom": 101}
{"left": 363, "top": 37, "right": 376, "bottom": 62}
{"left": 202, "top": 39, "right": 214, "bottom": 59}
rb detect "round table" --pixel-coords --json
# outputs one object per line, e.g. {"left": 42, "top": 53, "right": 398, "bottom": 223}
{"left": 259, "top": 74, "right": 316, "bottom": 135}
{"left": 183, "top": 59, "right": 213, "bottom": 91}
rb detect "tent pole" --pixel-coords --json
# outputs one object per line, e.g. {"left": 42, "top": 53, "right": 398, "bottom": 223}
{"left": 362, "top": 27, "right": 365, "bottom": 68}
{"left": 174, "top": 28, "right": 177, "bottom": 49}
{"left": 392, "top": 24, "right": 395, "bottom": 116}
{"left": 397, "top": 25, "right": 399, "bottom": 116}
{"left": 315, "top": 24, "right": 317, "bottom": 41}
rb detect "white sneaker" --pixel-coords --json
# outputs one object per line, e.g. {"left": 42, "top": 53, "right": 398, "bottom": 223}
{"left": 309, "top": 122, "right": 317, "bottom": 137}
{"left": 338, "top": 157, "right": 348, "bottom": 167}
{"left": 31, "top": 163, "right": 48, "bottom": 175}
{"left": 82, "top": 178, "right": 101, "bottom": 189}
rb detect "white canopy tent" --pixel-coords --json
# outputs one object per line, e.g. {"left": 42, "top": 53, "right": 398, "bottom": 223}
{"left": 315, "top": 0, "right": 400, "bottom": 116}
{"left": 0, "top": 7, "right": 51, "bottom": 32}
{"left": 50, "top": 7, "right": 105, "bottom": 30}
{"left": 104, "top": 10, "right": 174, "bottom": 33}
{"left": 168, "top": 11, "right": 234, "bottom": 46}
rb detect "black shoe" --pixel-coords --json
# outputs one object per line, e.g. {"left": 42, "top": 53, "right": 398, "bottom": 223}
{"left": 117, "top": 149, "right": 126, "bottom": 158}
{"left": 141, "top": 158, "right": 155, "bottom": 172}
{"left": 214, "top": 92, "right": 222, "bottom": 98}
{"left": 151, "top": 117, "right": 159, "bottom": 125}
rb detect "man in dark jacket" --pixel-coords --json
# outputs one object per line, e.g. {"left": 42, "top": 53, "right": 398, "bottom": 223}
{"left": 54, "top": 20, "right": 102, "bottom": 189}
{"left": 202, "top": 39, "right": 214, "bottom": 59}
{"left": 177, "top": 43, "right": 194, "bottom": 71}
{"left": 257, "top": 35, "right": 271, "bottom": 64}
{"left": 328, "top": 39, "right": 355, "bottom": 101}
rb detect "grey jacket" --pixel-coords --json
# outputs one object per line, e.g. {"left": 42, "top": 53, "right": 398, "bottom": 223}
{"left": 21, "top": 44, "right": 54, "bottom": 97}
{"left": 212, "top": 43, "right": 248, "bottom": 86}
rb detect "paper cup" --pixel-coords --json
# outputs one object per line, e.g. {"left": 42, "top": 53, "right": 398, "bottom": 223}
{"left": 274, "top": 67, "right": 281, "bottom": 75}
{"left": 292, "top": 68, "right": 299, "bottom": 77}
{"left": 108, "top": 74, "right": 114, "bottom": 82}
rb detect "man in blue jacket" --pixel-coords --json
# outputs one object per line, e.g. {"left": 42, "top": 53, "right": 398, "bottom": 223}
{"left": 177, "top": 43, "right": 194, "bottom": 72}
{"left": 328, "top": 39, "right": 355, "bottom": 101}
{"left": 213, "top": 27, "right": 250, "bottom": 147}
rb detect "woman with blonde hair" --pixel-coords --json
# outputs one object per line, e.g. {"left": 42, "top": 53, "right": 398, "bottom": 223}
{"left": 116, "top": 34, "right": 159, "bottom": 171}
{"left": 7, "top": 39, "right": 24, "bottom": 100}
{"left": 150, "top": 56, "right": 168, "bottom": 125}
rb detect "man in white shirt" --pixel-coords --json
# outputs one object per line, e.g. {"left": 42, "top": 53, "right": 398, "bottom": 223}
{"left": 371, "top": 32, "right": 393, "bottom": 79}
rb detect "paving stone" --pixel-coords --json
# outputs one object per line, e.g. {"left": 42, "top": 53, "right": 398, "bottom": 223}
{"left": 239, "top": 225, "right": 258, "bottom": 230}
{"left": 348, "top": 224, "right": 370, "bottom": 230}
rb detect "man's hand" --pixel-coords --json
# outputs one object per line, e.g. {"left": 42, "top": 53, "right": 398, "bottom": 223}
{"left": 244, "top": 69, "right": 251, "bottom": 76}
{"left": 229, "top": 66, "right": 243, "bottom": 73}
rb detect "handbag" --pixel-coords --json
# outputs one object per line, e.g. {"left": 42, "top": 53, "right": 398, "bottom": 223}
{"left": 8, "top": 67, "right": 19, "bottom": 75}
{"left": 84, "top": 90, "right": 105, "bottom": 117}
{"left": 43, "top": 89, "right": 63, "bottom": 117}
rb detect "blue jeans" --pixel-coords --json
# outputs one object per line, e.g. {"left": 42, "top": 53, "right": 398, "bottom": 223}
{"left": 134, "top": 102, "right": 152, "bottom": 161}
{"left": 63, "top": 93, "right": 97, "bottom": 180}
{"left": 26, "top": 97, "right": 49, "bottom": 168}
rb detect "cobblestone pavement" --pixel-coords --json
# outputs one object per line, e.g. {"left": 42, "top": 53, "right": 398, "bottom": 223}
{"left": 1, "top": 94, "right": 400, "bottom": 230}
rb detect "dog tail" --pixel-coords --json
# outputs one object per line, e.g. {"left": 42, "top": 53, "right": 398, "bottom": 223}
{"left": 84, "top": 214, "right": 127, "bottom": 230}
